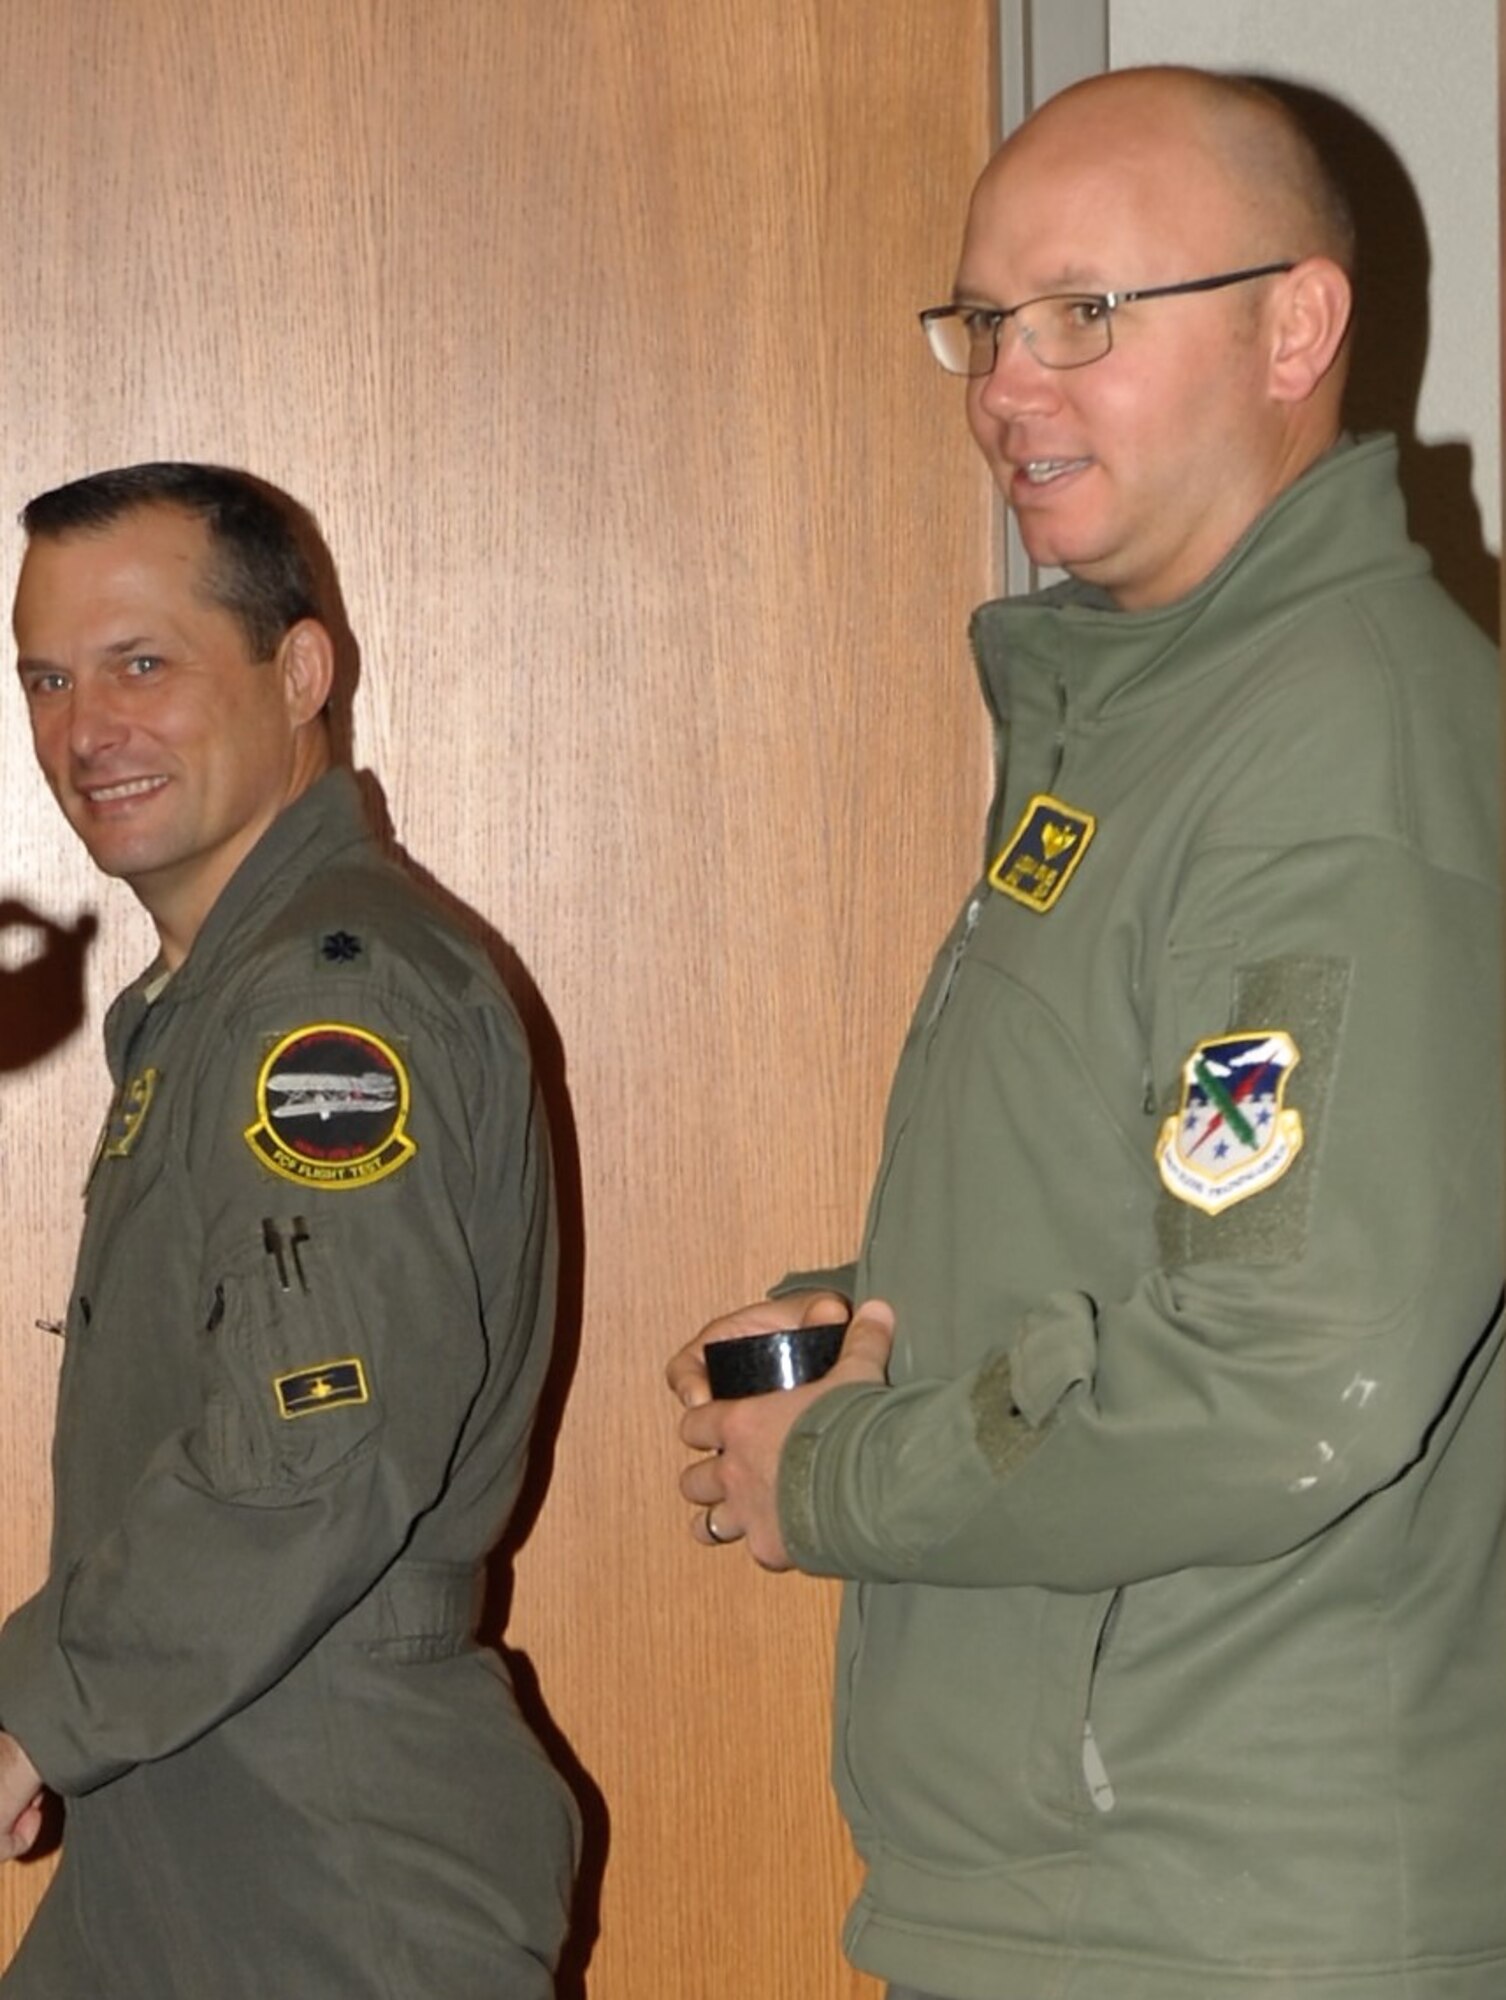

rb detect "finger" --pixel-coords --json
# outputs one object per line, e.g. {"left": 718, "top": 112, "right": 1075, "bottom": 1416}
{"left": 798, "top": 1291, "right": 852, "bottom": 1330}
{"left": 699, "top": 1505, "right": 742, "bottom": 1547}
{"left": 7, "top": 1802, "right": 41, "bottom": 1858}
{"left": 666, "top": 1342, "right": 712, "bottom": 1409}
{"left": 678, "top": 1455, "right": 724, "bottom": 1509}
{"left": 839, "top": 1298, "right": 897, "bottom": 1376}
{"left": 678, "top": 1402, "right": 725, "bottom": 1454}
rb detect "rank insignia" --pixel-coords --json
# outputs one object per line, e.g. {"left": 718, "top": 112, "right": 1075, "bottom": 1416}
{"left": 988, "top": 794, "right": 1096, "bottom": 912}
{"left": 244, "top": 1023, "right": 417, "bottom": 1190}
{"left": 321, "top": 930, "right": 363, "bottom": 963}
{"left": 100, "top": 1067, "right": 161, "bottom": 1159}
{"left": 274, "top": 1357, "right": 370, "bottom": 1419}
{"left": 1156, "top": 1029, "right": 1304, "bottom": 1215}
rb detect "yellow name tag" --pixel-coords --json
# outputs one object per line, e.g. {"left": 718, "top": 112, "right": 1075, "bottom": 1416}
{"left": 987, "top": 794, "right": 1096, "bottom": 912}
{"left": 274, "top": 1357, "right": 370, "bottom": 1419}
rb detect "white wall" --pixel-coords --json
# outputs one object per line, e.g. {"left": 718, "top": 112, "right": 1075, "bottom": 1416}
{"left": 1109, "top": 0, "right": 1499, "bottom": 632}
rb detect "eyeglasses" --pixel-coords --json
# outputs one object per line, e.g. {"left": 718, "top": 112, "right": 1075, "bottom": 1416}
{"left": 918, "top": 263, "right": 1296, "bottom": 376}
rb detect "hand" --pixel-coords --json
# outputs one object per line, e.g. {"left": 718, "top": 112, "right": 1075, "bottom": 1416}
{"left": 0, "top": 1734, "right": 44, "bottom": 1861}
{"left": 666, "top": 1290, "right": 852, "bottom": 1411}
{"left": 676, "top": 1298, "right": 895, "bottom": 1570}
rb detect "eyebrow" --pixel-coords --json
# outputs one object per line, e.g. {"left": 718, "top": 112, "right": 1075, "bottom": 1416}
{"left": 14, "top": 633, "right": 163, "bottom": 676}
{"left": 951, "top": 268, "right": 1112, "bottom": 309}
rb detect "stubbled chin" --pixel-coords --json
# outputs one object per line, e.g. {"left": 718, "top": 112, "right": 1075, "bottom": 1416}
{"left": 65, "top": 796, "right": 166, "bottom": 869}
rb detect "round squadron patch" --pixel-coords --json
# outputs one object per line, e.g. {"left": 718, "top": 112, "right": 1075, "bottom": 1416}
{"left": 244, "top": 1022, "right": 417, "bottom": 1189}
{"left": 1156, "top": 1029, "right": 1303, "bottom": 1216}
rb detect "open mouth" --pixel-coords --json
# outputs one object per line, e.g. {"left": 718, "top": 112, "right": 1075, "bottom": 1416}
{"left": 1020, "top": 457, "right": 1092, "bottom": 486}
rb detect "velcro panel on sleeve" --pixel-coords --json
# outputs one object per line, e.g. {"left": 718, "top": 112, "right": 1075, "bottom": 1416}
{"left": 1157, "top": 954, "right": 1350, "bottom": 1269}
{"left": 973, "top": 1290, "right": 1096, "bottom": 1474}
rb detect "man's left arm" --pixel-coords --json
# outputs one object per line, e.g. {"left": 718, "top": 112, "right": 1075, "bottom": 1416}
{"left": 685, "top": 831, "right": 1502, "bottom": 1587}
{"left": 0, "top": 978, "right": 551, "bottom": 1798}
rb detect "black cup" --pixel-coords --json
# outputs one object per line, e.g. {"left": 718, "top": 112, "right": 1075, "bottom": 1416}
{"left": 703, "top": 1322, "right": 847, "bottom": 1399}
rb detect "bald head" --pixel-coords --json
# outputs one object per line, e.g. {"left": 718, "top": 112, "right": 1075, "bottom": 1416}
{"left": 949, "top": 64, "right": 1355, "bottom": 609}
{"left": 1029, "top": 68, "right": 1355, "bottom": 277}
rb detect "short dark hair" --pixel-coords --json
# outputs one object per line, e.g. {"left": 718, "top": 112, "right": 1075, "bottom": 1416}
{"left": 20, "top": 462, "right": 321, "bottom": 660}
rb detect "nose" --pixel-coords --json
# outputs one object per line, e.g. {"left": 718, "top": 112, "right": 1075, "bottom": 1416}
{"left": 974, "top": 319, "right": 1061, "bottom": 420}
{"left": 64, "top": 674, "right": 130, "bottom": 765}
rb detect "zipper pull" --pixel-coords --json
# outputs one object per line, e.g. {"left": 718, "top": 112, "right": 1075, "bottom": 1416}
{"left": 926, "top": 895, "right": 984, "bottom": 1027}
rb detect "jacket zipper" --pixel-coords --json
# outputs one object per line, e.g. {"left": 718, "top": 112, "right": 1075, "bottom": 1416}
{"left": 924, "top": 894, "right": 984, "bottom": 1028}
{"left": 1081, "top": 1587, "right": 1123, "bottom": 1815}
{"left": 1047, "top": 673, "right": 1068, "bottom": 791}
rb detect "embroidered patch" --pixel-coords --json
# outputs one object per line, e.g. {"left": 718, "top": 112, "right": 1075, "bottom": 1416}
{"left": 1156, "top": 1029, "right": 1304, "bottom": 1215}
{"left": 988, "top": 794, "right": 1096, "bottom": 912}
{"left": 101, "top": 1068, "right": 161, "bottom": 1159}
{"left": 321, "top": 931, "right": 363, "bottom": 963}
{"left": 244, "top": 1023, "right": 417, "bottom": 1189}
{"left": 274, "top": 1357, "right": 370, "bottom": 1419}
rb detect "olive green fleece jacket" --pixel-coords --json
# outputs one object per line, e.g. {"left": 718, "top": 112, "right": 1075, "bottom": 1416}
{"left": 778, "top": 437, "right": 1505, "bottom": 1999}
{"left": 0, "top": 771, "right": 577, "bottom": 1999}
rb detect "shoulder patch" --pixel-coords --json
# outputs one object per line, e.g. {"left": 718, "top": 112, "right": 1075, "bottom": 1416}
{"left": 275, "top": 1357, "right": 370, "bottom": 1419}
{"left": 1155, "top": 1029, "right": 1304, "bottom": 1214}
{"left": 988, "top": 794, "right": 1096, "bottom": 912}
{"left": 244, "top": 1022, "right": 417, "bottom": 1189}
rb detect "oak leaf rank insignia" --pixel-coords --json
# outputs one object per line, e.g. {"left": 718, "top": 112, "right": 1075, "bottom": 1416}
{"left": 244, "top": 1022, "right": 417, "bottom": 1190}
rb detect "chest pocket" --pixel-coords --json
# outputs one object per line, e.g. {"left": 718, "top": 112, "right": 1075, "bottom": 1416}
{"left": 1150, "top": 939, "right": 1236, "bottom": 1108}
{"left": 205, "top": 1224, "right": 383, "bottom": 1497}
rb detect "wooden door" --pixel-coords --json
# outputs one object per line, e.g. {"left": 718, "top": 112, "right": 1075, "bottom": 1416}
{"left": 0, "top": 3, "right": 997, "bottom": 1990}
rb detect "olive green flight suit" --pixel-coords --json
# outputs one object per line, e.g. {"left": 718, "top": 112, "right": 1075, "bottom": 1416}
{"left": 0, "top": 770, "right": 578, "bottom": 1998}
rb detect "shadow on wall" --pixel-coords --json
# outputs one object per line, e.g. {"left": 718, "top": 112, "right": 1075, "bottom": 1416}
{"left": 0, "top": 903, "right": 98, "bottom": 1071}
{"left": 1257, "top": 76, "right": 1501, "bottom": 642}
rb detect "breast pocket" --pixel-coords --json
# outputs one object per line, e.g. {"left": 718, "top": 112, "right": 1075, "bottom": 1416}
{"left": 1150, "top": 939, "right": 1236, "bottom": 1108}
{"left": 205, "top": 1223, "right": 383, "bottom": 1496}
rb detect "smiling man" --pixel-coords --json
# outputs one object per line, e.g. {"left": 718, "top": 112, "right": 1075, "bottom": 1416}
{"left": 1, "top": 464, "right": 578, "bottom": 1997}
{"left": 671, "top": 67, "right": 1504, "bottom": 2000}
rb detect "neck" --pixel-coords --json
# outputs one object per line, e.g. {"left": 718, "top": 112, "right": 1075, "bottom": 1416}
{"left": 146, "top": 738, "right": 331, "bottom": 969}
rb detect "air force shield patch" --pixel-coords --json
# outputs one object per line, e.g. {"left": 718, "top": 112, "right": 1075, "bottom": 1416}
{"left": 1156, "top": 1029, "right": 1304, "bottom": 1215}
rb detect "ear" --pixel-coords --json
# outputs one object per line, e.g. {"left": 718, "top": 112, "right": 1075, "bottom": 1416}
{"left": 276, "top": 619, "right": 335, "bottom": 725}
{"left": 1267, "top": 257, "right": 1353, "bottom": 404}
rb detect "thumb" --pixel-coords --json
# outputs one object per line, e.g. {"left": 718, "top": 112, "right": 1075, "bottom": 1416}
{"left": 838, "top": 1298, "right": 895, "bottom": 1378}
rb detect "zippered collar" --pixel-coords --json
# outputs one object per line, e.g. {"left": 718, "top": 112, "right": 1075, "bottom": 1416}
{"left": 970, "top": 434, "right": 1428, "bottom": 734}
{"left": 103, "top": 768, "right": 372, "bottom": 1070}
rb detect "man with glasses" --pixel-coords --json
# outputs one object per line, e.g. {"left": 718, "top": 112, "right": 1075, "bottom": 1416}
{"left": 672, "top": 64, "right": 1503, "bottom": 2000}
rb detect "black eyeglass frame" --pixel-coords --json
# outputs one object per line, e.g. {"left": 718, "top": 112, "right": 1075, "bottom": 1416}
{"left": 918, "top": 262, "right": 1298, "bottom": 376}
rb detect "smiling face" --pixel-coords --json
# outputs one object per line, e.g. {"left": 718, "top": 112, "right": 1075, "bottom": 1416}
{"left": 956, "top": 76, "right": 1339, "bottom": 610}
{"left": 14, "top": 504, "right": 331, "bottom": 963}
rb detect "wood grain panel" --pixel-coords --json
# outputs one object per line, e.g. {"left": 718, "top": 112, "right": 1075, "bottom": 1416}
{"left": 0, "top": 2, "right": 997, "bottom": 1988}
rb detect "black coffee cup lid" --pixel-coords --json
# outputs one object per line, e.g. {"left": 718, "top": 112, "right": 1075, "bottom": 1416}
{"left": 703, "top": 1322, "right": 846, "bottom": 1399}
